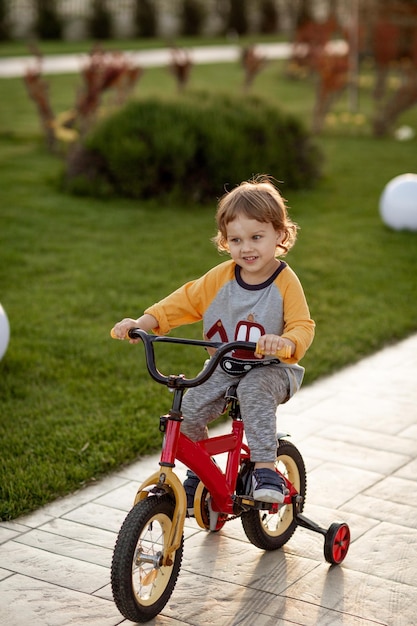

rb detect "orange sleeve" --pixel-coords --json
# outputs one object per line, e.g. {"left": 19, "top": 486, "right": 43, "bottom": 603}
{"left": 278, "top": 267, "right": 315, "bottom": 364}
{"left": 145, "top": 261, "right": 234, "bottom": 335}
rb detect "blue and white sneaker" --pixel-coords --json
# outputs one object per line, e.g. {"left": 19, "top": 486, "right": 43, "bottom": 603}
{"left": 252, "top": 468, "right": 287, "bottom": 504}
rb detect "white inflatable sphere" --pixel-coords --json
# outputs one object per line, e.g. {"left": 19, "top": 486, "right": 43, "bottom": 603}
{"left": 0, "top": 304, "right": 10, "bottom": 361}
{"left": 379, "top": 173, "right": 417, "bottom": 231}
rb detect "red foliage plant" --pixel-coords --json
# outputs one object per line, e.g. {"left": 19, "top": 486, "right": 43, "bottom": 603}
{"left": 23, "top": 44, "right": 143, "bottom": 150}
{"left": 169, "top": 47, "right": 193, "bottom": 91}
{"left": 241, "top": 45, "right": 267, "bottom": 92}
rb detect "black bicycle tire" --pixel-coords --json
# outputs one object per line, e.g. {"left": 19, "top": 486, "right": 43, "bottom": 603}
{"left": 111, "top": 494, "right": 183, "bottom": 622}
{"left": 241, "top": 439, "right": 307, "bottom": 550}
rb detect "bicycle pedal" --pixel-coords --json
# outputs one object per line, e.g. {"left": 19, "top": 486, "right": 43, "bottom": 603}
{"left": 234, "top": 495, "right": 261, "bottom": 509}
{"left": 239, "top": 496, "right": 256, "bottom": 507}
{"left": 234, "top": 494, "right": 281, "bottom": 512}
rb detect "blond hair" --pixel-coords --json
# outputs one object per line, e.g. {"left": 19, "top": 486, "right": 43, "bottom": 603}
{"left": 213, "top": 175, "right": 298, "bottom": 255}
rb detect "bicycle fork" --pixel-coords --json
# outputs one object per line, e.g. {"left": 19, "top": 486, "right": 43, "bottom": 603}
{"left": 133, "top": 390, "right": 187, "bottom": 567}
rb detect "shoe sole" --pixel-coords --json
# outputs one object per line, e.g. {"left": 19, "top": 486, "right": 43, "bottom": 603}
{"left": 252, "top": 489, "right": 285, "bottom": 504}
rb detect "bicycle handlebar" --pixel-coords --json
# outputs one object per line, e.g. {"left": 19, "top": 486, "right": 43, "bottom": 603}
{"left": 112, "top": 328, "right": 290, "bottom": 389}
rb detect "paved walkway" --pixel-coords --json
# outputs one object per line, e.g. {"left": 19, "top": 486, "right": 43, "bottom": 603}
{"left": 0, "top": 40, "right": 346, "bottom": 78}
{"left": 0, "top": 43, "right": 292, "bottom": 78}
{"left": 0, "top": 333, "right": 416, "bottom": 625}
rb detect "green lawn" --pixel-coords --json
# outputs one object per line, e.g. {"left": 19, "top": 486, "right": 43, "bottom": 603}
{"left": 1, "top": 53, "right": 416, "bottom": 520}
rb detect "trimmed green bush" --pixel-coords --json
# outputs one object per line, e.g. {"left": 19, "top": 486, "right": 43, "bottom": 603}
{"left": 64, "top": 92, "right": 323, "bottom": 203}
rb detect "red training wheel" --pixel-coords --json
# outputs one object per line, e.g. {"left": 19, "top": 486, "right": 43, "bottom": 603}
{"left": 324, "top": 522, "right": 350, "bottom": 565}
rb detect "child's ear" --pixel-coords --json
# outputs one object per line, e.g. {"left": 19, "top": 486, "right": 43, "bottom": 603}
{"left": 276, "top": 230, "right": 285, "bottom": 245}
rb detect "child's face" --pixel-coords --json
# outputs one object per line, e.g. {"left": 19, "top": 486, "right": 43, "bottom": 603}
{"left": 225, "top": 215, "right": 283, "bottom": 284}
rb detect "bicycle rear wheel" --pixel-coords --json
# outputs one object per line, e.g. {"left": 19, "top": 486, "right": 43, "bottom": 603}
{"left": 111, "top": 494, "right": 183, "bottom": 623}
{"left": 241, "top": 439, "right": 306, "bottom": 550}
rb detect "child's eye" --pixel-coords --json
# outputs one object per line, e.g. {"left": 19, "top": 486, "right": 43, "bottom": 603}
{"left": 253, "top": 235, "right": 261, "bottom": 240}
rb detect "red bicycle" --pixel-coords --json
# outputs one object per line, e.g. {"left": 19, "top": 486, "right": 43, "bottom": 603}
{"left": 111, "top": 329, "right": 350, "bottom": 623}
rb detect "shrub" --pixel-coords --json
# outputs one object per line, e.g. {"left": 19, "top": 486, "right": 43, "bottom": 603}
{"left": 35, "top": 0, "right": 63, "bottom": 40}
{"left": 63, "top": 92, "right": 323, "bottom": 203}
{"left": 0, "top": 0, "right": 9, "bottom": 41}
{"left": 228, "top": 0, "right": 248, "bottom": 36}
{"left": 259, "top": 0, "right": 279, "bottom": 34}
{"left": 180, "top": 0, "right": 206, "bottom": 37}
{"left": 88, "top": 0, "right": 112, "bottom": 40}
{"left": 134, "top": 0, "right": 157, "bottom": 38}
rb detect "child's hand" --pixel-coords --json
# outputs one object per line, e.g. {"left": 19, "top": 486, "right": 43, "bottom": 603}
{"left": 111, "top": 318, "right": 141, "bottom": 343}
{"left": 111, "top": 313, "right": 158, "bottom": 343}
{"left": 255, "top": 334, "right": 294, "bottom": 359}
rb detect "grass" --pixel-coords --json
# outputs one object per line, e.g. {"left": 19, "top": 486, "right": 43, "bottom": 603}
{"left": 1, "top": 52, "right": 417, "bottom": 520}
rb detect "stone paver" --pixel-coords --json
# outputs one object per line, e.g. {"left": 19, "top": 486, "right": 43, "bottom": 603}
{"left": 0, "top": 333, "right": 416, "bottom": 625}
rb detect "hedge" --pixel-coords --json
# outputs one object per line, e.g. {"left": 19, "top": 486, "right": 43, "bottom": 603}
{"left": 64, "top": 91, "right": 323, "bottom": 203}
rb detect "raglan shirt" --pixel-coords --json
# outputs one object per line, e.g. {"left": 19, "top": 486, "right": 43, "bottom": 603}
{"left": 145, "top": 259, "right": 315, "bottom": 396}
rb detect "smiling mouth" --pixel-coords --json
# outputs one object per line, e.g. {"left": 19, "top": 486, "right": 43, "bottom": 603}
{"left": 243, "top": 256, "right": 257, "bottom": 262}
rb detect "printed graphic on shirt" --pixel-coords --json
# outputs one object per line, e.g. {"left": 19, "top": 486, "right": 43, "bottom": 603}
{"left": 206, "top": 314, "right": 265, "bottom": 360}
{"left": 205, "top": 318, "right": 228, "bottom": 343}
{"left": 232, "top": 315, "right": 264, "bottom": 360}
{"left": 205, "top": 313, "right": 271, "bottom": 375}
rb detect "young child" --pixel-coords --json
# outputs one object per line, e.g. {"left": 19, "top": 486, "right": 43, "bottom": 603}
{"left": 112, "top": 175, "right": 315, "bottom": 510}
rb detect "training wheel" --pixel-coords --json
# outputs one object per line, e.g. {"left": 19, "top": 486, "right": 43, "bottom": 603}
{"left": 324, "top": 522, "right": 350, "bottom": 565}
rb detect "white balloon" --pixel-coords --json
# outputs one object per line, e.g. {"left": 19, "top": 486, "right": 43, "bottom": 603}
{"left": 379, "top": 173, "right": 417, "bottom": 231}
{"left": 0, "top": 303, "right": 10, "bottom": 361}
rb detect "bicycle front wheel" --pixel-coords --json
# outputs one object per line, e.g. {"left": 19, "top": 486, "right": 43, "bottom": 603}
{"left": 241, "top": 439, "right": 306, "bottom": 551}
{"left": 111, "top": 494, "right": 183, "bottom": 623}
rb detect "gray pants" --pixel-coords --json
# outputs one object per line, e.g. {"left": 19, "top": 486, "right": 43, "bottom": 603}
{"left": 181, "top": 363, "right": 290, "bottom": 463}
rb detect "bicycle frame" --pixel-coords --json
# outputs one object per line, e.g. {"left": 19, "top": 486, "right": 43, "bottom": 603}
{"left": 132, "top": 386, "right": 250, "bottom": 564}
{"left": 124, "top": 329, "right": 297, "bottom": 567}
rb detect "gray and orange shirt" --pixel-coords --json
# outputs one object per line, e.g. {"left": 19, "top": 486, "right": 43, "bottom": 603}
{"left": 145, "top": 259, "right": 315, "bottom": 395}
